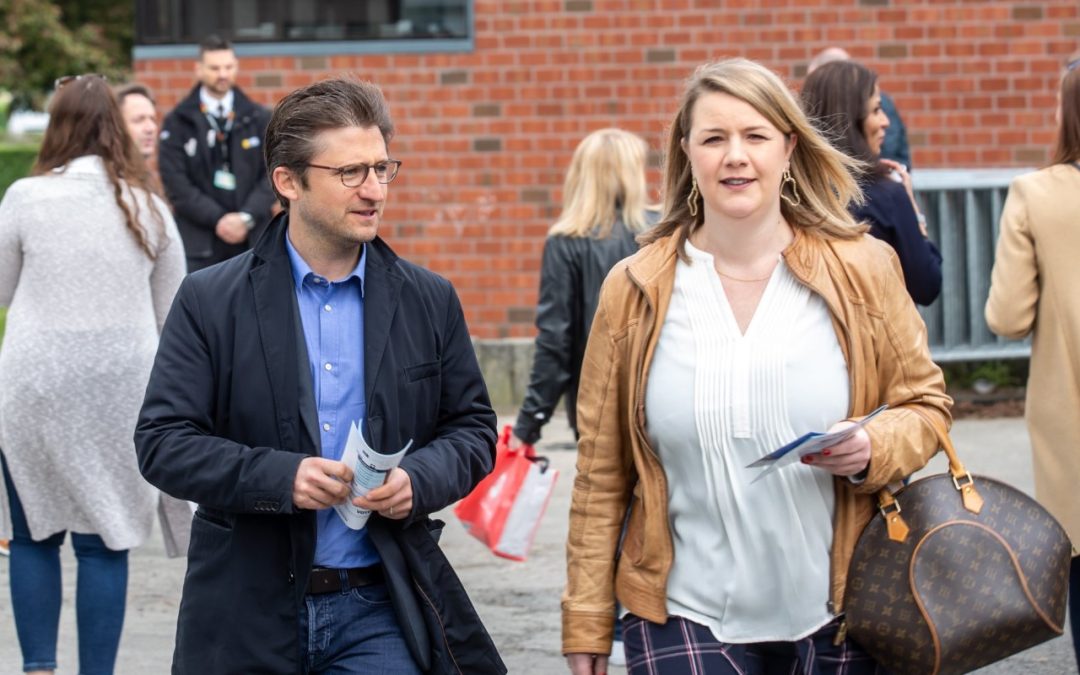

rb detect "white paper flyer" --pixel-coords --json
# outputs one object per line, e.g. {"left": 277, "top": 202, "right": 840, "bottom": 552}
{"left": 747, "top": 404, "right": 888, "bottom": 484}
{"left": 333, "top": 422, "right": 413, "bottom": 530}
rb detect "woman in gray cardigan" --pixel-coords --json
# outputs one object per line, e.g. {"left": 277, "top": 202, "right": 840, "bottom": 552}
{"left": 0, "top": 75, "right": 185, "bottom": 675}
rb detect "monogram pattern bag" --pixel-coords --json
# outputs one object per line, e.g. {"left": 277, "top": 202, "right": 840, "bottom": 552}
{"left": 845, "top": 422, "right": 1072, "bottom": 675}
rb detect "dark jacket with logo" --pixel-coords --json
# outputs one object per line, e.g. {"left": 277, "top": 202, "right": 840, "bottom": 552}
{"left": 159, "top": 84, "right": 275, "bottom": 265}
{"left": 135, "top": 212, "right": 505, "bottom": 674}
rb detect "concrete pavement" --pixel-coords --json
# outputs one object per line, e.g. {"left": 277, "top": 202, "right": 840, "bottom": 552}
{"left": 1, "top": 413, "right": 1076, "bottom": 673}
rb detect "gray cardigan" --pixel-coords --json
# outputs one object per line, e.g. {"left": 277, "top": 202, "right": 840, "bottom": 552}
{"left": 0, "top": 156, "right": 187, "bottom": 551}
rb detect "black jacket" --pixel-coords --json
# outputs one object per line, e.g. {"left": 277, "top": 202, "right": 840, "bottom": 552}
{"left": 852, "top": 177, "right": 942, "bottom": 306}
{"left": 135, "top": 213, "right": 504, "bottom": 674}
{"left": 513, "top": 215, "right": 654, "bottom": 444}
{"left": 159, "top": 85, "right": 275, "bottom": 263}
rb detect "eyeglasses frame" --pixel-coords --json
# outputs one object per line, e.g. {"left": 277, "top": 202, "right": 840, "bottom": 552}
{"left": 305, "top": 160, "right": 402, "bottom": 187}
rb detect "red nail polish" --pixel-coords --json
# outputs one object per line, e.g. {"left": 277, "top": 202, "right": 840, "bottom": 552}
{"left": 822, "top": 450, "right": 831, "bottom": 457}
{"left": 802, "top": 456, "right": 813, "bottom": 464}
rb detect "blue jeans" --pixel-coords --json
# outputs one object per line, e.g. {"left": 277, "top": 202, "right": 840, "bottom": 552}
{"left": 298, "top": 572, "right": 421, "bottom": 675}
{"left": 3, "top": 456, "right": 128, "bottom": 674}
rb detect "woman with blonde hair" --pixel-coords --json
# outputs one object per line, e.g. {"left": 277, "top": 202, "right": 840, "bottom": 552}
{"left": 562, "top": 59, "right": 949, "bottom": 674}
{"left": 985, "top": 54, "right": 1080, "bottom": 670}
{"left": 512, "top": 128, "right": 657, "bottom": 447}
{"left": 0, "top": 74, "right": 185, "bottom": 674}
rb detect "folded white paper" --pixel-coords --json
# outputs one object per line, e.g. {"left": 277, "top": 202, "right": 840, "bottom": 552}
{"left": 333, "top": 422, "right": 412, "bottom": 530}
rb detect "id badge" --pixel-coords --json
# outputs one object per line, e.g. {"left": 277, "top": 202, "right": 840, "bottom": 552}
{"left": 213, "top": 169, "right": 237, "bottom": 191}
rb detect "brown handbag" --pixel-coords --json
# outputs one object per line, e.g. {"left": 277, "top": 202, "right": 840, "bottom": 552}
{"left": 844, "top": 422, "right": 1072, "bottom": 675}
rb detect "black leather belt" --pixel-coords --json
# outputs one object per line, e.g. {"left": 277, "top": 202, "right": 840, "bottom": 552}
{"left": 306, "top": 565, "right": 384, "bottom": 595}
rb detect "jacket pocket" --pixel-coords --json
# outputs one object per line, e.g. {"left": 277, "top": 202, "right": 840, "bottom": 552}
{"left": 193, "top": 507, "right": 234, "bottom": 532}
{"left": 426, "top": 518, "right": 446, "bottom": 544}
{"left": 405, "top": 359, "right": 440, "bottom": 382}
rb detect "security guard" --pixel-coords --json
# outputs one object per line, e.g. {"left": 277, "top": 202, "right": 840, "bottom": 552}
{"left": 159, "top": 34, "right": 275, "bottom": 272}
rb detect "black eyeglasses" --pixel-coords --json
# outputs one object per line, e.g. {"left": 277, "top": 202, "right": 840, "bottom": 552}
{"left": 306, "top": 160, "right": 402, "bottom": 187}
{"left": 54, "top": 74, "right": 108, "bottom": 89}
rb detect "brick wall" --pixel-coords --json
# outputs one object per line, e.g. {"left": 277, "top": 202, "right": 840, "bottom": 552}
{"left": 135, "top": 0, "right": 1079, "bottom": 338}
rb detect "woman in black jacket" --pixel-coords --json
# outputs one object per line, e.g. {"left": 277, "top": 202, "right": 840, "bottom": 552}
{"left": 802, "top": 60, "right": 943, "bottom": 306}
{"left": 512, "top": 128, "right": 657, "bottom": 446}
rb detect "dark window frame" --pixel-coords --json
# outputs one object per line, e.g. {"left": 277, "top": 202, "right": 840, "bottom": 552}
{"left": 133, "top": 0, "right": 473, "bottom": 59}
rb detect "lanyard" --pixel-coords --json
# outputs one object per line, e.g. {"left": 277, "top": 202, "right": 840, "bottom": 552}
{"left": 200, "top": 103, "right": 236, "bottom": 167}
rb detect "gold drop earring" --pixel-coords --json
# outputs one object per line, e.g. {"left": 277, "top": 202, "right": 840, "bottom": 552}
{"left": 687, "top": 177, "right": 700, "bottom": 218}
{"left": 780, "top": 167, "right": 801, "bottom": 207}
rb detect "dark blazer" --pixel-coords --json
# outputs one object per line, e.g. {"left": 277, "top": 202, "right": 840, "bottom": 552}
{"left": 159, "top": 85, "right": 275, "bottom": 265}
{"left": 852, "top": 177, "right": 942, "bottom": 306}
{"left": 135, "top": 212, "right": 504, "bottom": 674}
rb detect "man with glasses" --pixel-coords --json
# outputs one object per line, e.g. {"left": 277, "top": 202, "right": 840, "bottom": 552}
{"left": 159, "top": 34, "right": 275, "bottom": 271}
{"left": 135, "top": 78, "right": 505, "bottom": 674}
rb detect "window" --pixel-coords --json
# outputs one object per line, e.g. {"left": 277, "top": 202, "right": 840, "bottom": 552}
{"left": 136, "top": 0, "right": 469, "bottom": 47}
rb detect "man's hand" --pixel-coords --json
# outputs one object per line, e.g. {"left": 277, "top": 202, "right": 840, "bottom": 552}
{"left": 215, "top": 213, "right": 248, "bottom": 244}
{"left": 293, "top": 457, "right": 353, "bottom": 510}
{"left": 354, "top": 467, "right": 413, "bottom": 520}
{"left": 801, "top": 420, "right": 872, "bottom": 477}
{"left": 566, "top": 653, "right": 609, "bottom": 675}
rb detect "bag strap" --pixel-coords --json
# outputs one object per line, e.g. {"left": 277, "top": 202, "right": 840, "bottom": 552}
{"left": 873, "top": 411, "right": 984, "bottom": 542}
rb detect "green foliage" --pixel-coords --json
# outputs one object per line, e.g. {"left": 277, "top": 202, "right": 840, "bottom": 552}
{"left": 941, "top": 359, "right": 1027, "bottom": 390}
{"left": 0, "top": 0, "right": 127, "bottom": 109}
{"left": 0, "top": 142, "right": 39, "bottom": 199}
{"left": 54, "top": 0, "right": 132, "bottom": 70}
{"left": 0, "top": 307, "right": 5, "bottom": 345}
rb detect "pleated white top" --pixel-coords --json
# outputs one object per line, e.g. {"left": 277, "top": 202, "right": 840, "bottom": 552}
{"left": 643, "top": 240, "right": 849, "bottom": 642}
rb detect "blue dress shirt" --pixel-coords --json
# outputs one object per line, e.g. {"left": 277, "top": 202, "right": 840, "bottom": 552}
{"left": 285, "top": 232, "right": 379, "bottom": 568}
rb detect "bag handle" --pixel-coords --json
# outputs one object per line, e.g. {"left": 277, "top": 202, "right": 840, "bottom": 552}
{"left": 874, "top": 411, "right": 983, "bottom": 542}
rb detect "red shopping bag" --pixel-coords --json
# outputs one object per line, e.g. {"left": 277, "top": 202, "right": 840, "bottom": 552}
{"left": 454, "top": 425, "right": 559, "bottom": 561}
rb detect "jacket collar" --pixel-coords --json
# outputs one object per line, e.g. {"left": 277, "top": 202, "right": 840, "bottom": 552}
{"left": 251, "top": 210, "right": 401, "bottom": 272}
{"left": 626, "top": 225, "right": 824, "bottom": 293}
{"left": 58, "top": 155, "right": 106, "bottom": 176}
{"left": 250, "top": 210, "right": 405, "bottom": 410}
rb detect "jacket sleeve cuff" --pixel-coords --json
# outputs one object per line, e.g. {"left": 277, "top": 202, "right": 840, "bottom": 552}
{"left": 561, "top": 608, "right": 615, "bottom": 656}
{"left": 512, "top": 412, "right": 545, "bottom": 445}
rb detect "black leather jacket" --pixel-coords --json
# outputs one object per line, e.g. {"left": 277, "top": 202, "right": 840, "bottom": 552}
{"left": 514, "top": 212, "right": 657, "bottom": 444}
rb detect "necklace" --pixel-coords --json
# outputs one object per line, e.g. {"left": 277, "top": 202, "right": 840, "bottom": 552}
{"left": 714, "top": 263, "right": 776, "bottom": 283}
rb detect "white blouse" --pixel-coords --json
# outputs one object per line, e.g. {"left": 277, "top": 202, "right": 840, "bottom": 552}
{"left": 643, "top": 240, "right": 849, "bottom": 643}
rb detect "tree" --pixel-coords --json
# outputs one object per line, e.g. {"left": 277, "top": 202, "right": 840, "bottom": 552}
{"left": 55, "top": 0, "right": 133, "bottom": 69}
{"left": 0, "top": 0, "right": 126, "bottom": 109}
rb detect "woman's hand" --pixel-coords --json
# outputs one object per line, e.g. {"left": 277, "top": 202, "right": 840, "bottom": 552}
{"left": 801, "top": 420, "right": 871, "bottom": 478}
{"left": 879, "top": 158, "right": 926, "bottom": 235}
{"left": 567, "top": 652, "right": 609, "bottom": 674}
{"left": 880, "top": 158, "right": 914, "bottom": 202}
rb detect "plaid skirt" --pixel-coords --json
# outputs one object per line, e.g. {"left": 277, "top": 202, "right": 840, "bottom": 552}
{"left": 622, "top": 614, "right": 887, "bottom": 675}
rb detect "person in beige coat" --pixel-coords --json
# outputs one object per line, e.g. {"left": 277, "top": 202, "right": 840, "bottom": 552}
{"left": 985, "top": 55, "right": 1080, "bottom": 670}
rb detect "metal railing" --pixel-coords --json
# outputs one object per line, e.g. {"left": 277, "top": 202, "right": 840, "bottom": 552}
{"left": 913, "top": 169, "right": 1033, "bottom": 362}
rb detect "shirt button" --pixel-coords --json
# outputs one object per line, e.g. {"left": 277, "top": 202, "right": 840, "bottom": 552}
{"left": 323, "top": 423, "right": 331, "bottom": 432}
{"left": 324, "top": 304, "right": 332, "bottom": 312}
{"left": 324, "top": 363, "right": 333, "bottom": 371}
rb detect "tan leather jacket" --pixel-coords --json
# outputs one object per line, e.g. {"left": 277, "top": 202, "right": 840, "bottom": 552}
{"left": 561, "top": 228, "right": 952, "bottom": 655}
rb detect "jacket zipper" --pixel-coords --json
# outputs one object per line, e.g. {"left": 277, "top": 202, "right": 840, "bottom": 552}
{"left": 626, "top": 266, "right": 662, "bottom": 464}
{"left": 783, "top": 249, "right": 857, "bottom": 617}
{"left": 413, "top": 581, "right": 464, "bottom": 675}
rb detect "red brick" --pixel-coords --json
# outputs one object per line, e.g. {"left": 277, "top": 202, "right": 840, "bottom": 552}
{"left": 137, "top": 0, "right": 1080, "bottom": 335}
